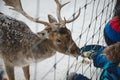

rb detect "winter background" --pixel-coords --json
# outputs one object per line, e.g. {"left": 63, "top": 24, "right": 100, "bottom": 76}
{"left": 0, "top": 0, "right": 116, "bottom": 80}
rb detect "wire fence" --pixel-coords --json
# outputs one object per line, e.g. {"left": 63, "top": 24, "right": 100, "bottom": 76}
{"left": 0, "top": 0, "right": 117, "bottom": 80}
{"left": 38, "top": 0, "right": 117, "bottom": 80}
{"left": 67, "top": 0, "right": 116, "bottom": 80}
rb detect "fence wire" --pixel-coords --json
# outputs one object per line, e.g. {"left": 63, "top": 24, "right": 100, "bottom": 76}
{"left": 32, "top": 0, "right": 117, "bottom": 80}
{"left": 1, "top": 0, "right": 116, "bottom": 80}
{"left": 66, "top": 0, "right": 116, "bottom": 80}
{"left": 39, "top": 0, "right": 116, "bottom": 80}
{"left": 33, "top": 0, "right": 117, "bottom": 80}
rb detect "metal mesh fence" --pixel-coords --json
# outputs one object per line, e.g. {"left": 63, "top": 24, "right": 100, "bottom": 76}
{"left": 0, "top": 0, "right": 117, "bottom": 80}
{"left": 39, "top": 0, "right": 117, "bottom": 80}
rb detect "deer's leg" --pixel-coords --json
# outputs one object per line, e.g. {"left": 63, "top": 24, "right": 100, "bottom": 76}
{"left": 4, "top": 64, "right": 15, "bottom": 80}
{"left": 22, "top": 65, "right": 30, "bottom": 80}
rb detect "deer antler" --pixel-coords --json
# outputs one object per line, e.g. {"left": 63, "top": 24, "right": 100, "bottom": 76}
{"left": 65, "top": 8, "right": 81, "bottom": 23}
{"left": 55, "top": 0, "right": 81, "bottom": 26}
{"left": 55, "top": 0, "right": 70, "bottom": 23}
{"left": 3, "top": 0, "right": 51, "bottom": 26}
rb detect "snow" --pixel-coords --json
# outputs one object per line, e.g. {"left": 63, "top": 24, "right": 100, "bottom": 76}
{"left": 0, "top": 0, "right": 116, "bottom": 80}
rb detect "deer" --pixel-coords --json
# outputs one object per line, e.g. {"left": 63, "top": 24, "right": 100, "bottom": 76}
{"left": 0, "top": 0, "right": 81, "bottom": 80}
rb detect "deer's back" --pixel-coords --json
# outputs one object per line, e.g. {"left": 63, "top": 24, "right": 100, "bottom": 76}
{"left": 0, "top": 12, "right": 39, "bottom": 54}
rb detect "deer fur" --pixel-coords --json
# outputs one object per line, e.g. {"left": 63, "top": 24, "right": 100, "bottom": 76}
{"left": 0, "top": 12, "right": 80, "bottom": 80}
{"left": 0, "top": 0, "right": 81, "bottom": 80}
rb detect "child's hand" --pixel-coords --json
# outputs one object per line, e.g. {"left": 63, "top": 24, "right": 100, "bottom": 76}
{"left": 81, "top": 50, "right": 95, "bottom": 59}
{"left": 67, "top": 72, "right": 90, "bottom": 80}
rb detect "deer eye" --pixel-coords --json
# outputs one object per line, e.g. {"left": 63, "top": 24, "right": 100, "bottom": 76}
{"left": 56, "top": 39, "right": 62, "bottom": 43}
{"left": 41, "top": 33, "right": 45, "bottom": 36}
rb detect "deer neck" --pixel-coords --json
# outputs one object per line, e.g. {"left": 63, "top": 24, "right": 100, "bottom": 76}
{"left": 32, "top": 39, "right": 56, "bottom": 61}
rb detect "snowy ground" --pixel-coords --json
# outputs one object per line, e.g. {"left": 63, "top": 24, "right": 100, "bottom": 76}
{"left": 0, "top": 0, "right": 116, "bottom": 80}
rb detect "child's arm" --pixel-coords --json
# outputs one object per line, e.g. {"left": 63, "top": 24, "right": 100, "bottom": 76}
{"left": 80, "top": 45, "right": 109, "bottom": 68}
{"left": 92, "top": 51, "right": 110, "bottom": 68}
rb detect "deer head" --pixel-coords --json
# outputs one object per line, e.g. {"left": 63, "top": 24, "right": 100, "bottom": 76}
{"left": 3, "top": 0, "right": 81, "bottom": 57}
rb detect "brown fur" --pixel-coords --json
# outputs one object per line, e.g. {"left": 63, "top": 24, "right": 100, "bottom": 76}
{"left": 1, "top": 0, "right": 80, "bottom": 79}
{"left": 0, "top": 12, "right": 80, "bottom": 80}
{"left": 104, "top": 42, "right": 120, "bottom": 62}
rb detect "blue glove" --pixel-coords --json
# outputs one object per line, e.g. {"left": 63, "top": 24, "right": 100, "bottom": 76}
{"left": 80, "top": 45, "right": 105, "bottom": 59}
{"left": 67, "top": 72, "right": 90, "bottom": 80}
{"left": 74, "top": 74, "right": 90, "bottom": 80}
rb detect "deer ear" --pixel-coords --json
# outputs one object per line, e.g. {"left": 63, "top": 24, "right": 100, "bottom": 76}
{"left": 48, "top": 14, "right": 57, "bottom": 23}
